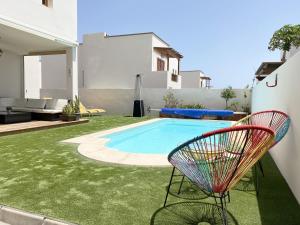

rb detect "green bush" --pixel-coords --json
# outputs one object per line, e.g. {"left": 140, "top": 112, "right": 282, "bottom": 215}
{"left": 178, "top": 104, "right": 206, "bottom": 109}
{"left": 163, "top": 91, "right": 180, "bottom": 108}
{"left": 228, "top": 101, "right": 240, "bottom": 111}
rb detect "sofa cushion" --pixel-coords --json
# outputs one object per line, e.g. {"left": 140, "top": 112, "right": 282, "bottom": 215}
{"left": 12, "top": 99, "right": 27, "bottom": 108}
{"left": 45, "top": 99, "right": 68, "bottom": 110}
{"left": 0, "top": 98, "right": 15, "bottom": 107}
{"left": 26, "top": 99, "right": 47, "bottom": 109}
{"left": 13, "top": 107, "right": 62, "bottom": 114}
{"left": 0, "top": 106, "right": 7, "bottom": 111}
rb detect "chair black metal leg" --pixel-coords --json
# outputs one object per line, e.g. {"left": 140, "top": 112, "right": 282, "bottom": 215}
{"left": 177, "top": 175, "right": 185, "bottom": 194}
{"left": 258, "top": 160, "right": 265, "bottom": 177}
{"left": 163, "top": 166, "right": 176, "bottom": 207}
{"left": 213, "top": 193, "right": 228, "bottom": 225}
{"left": 220, "top": 194, "right": 228, "bottom": 225}
{"left": 227, "top": 191, "right": 231, "bottom": 203}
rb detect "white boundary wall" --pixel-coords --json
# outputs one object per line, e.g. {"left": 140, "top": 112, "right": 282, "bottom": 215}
{"left": 252, "top": 51, "right": 300, "bottom": 203}
{"left": 41, "top": 88, "right": 250, "bottom": 115}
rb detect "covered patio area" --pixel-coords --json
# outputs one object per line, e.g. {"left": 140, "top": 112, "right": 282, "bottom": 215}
{"left": 0, "top": 17, "right": 78, "bottom": 100}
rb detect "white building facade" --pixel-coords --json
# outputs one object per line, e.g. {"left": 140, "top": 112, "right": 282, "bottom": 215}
{"left": 181, "top": 70, "right": 212, "bottom": 89}
{"left": 41, "top": 32, "right": 183, "bottom": 91}
{"left": 0, "top": 0, "right": 78, "bottom": 99}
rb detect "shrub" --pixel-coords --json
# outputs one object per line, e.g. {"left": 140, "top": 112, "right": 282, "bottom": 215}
{"left": 228, "top": 101, "right": 240, "bottom": 111}
{"left": 179, "top": 104, "right": 206, "bottom": 109}
{"left": 163, "top": 91, "right": 180, "bottom": 108}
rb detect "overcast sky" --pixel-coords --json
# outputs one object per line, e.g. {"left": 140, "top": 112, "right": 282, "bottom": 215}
{"left": 78, "top": 0, "right": 300, "bottom": 88}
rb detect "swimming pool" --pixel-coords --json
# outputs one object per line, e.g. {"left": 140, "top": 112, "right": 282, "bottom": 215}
{"left": 104, "top": 119, "right": 231, "bottom": 154}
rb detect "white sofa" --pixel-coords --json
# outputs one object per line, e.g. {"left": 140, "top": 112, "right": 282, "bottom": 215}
{"left": 0, "top": 98, "right": 68, "bottom": 120}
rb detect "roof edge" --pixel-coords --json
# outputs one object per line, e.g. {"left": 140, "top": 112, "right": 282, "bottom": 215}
{"left": 105, "top": 32, "right": 170, "bottom": 46}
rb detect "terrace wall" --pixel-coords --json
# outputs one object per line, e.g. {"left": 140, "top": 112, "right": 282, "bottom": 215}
{"left": 40, "top": 88, "right": 250, "bottom": 115}
{"left": 252, "top": 51, "right": 300, "bottom": 203}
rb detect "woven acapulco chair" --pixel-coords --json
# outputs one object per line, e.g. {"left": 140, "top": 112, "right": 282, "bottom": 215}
{"left": 233, "top": 110, "right": 290, "bottom": 194}
{"left": 163, "top": 125, "right": 275, "bottom": 225}
{"left": 173, "top": 110, "right": 290, "bottom": 197}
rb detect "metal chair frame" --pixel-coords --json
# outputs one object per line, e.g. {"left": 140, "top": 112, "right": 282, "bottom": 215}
{"left": 167, "top": 110, "right": 290, "bottom": 199}
{"left": 233, "top": 110, "right": 290, "bottom": 195}
{"left": 163, "top": 125, "right": 275, "bottom": 225}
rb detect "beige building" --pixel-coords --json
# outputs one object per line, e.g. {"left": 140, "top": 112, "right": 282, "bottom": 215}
{"left": 181, "top": 70, "right": 212, "bottom": 88}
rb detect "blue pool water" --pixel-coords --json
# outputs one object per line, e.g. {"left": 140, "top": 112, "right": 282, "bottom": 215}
{"left": 104, "top": 119, "right": 231, "bottom": 154}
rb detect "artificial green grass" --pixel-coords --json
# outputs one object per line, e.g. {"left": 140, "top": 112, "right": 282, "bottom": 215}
{"left": 0, "top": 116, "right": 298, "bottom": 225}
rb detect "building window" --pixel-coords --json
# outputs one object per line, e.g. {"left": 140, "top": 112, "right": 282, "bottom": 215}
{"left": 42, "top": 0, "right": 53, "bottom": 7}
{"left": 157, "top": 58, "right": 165, "bottom": 71}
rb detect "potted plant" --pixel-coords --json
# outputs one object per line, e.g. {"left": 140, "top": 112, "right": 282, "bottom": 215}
{"left": 268, "top": 24, "right": 300, "bottom": 62}
{"left": 73, "top": 95, "right": 81, "bottom": 119}
{"left": 61, "top": 96, "right": 81, "bottom": 121}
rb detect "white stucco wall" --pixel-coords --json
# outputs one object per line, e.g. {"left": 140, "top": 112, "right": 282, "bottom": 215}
{"left": 0, "top": 50, "right": 23, "bottom": 97}
{"left": 286, "top": 46, "right": 300, "bottom": 60}
{"left": 41, "top": 54, "right": 66, "bottom": 89}
{"left": 40, "top": 33, "right": 182, "bottom": 90}
{"left": 0, "top": 0, "right": 77, "bottom": 41}
{"left": 143, "top": 72, "right": 168, "bottom": 88}
{"left": 79, "top": 33, "right": 153, "bottom": 89}
{"left": 252, "top": 51, "right": 300, "bottom": 203}
{"left": 181, "top": 70, "right": 211, "bottom": 88}
{"left": 142, "top": 71, "right": 181, "bottom": 89}
{"left": 181, "top": 71, "right": 202, "bottom": 88}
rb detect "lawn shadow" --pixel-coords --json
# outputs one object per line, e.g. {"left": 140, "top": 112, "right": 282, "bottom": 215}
{"left": 255, "top": 154, "right": 300, "bottom": 225}
{"left": 150, "top": 201, "right": 239, "bottom": 225}
{"left": 167, "top": 180, "right": 210, "bottom": 201}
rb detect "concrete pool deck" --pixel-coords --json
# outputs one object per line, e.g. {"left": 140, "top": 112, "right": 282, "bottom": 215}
{"left": 63, "top": 118, "right": 170, "bottom": 166}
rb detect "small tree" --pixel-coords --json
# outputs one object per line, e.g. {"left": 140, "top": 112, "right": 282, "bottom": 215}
{"left": 221, "top": 86, "right": 236, "bottom": 109}
{"left": 268, "top": 24, "right": 300, "bottom": 62}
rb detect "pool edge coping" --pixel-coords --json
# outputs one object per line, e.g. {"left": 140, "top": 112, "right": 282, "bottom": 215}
{"left": 62, "top": 118, "right": 171, "bottom": 166}
{"left": 62, "top": 118, "right": 234, "bottom": 166}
